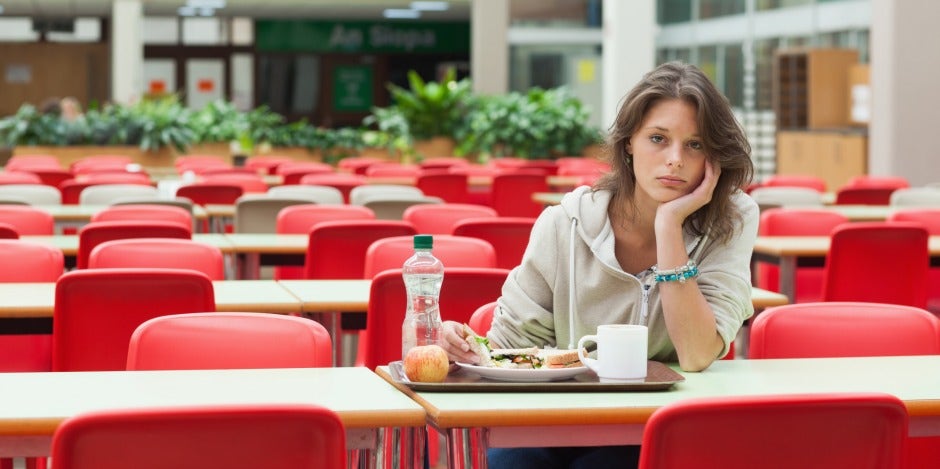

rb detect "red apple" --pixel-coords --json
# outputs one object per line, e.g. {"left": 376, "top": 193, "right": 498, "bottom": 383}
{"left": 403, "top": 344, "right": 450, "bottom": 383}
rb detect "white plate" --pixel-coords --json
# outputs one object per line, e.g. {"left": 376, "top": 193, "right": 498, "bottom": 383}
{"left": 455, "top": 362, "right": 589, "bottom": 382}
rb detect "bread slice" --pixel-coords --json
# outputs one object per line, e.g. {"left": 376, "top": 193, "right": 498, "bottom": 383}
{"left": 540, "top": 349, "right": 584, "bottom": 368}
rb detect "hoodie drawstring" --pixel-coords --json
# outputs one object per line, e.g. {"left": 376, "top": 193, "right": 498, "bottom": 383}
{"left": 568, "top": 218, "right": 578, "bottom": 349}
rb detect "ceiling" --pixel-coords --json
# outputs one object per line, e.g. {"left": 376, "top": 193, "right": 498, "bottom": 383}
{"left": 0, "top": 0, "right": 472, "bottom": 20}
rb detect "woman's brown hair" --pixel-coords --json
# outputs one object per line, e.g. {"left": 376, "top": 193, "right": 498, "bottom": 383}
{"left": 595, "top": 61, "right": 753, "bottom": 244}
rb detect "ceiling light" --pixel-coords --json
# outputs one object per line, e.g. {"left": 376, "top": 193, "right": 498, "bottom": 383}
{"left": 410, "top": 1, "right": 449, "bottom": 11}
{"left": 187, "top": 0, "right": 225, "bottom": 8}
{"left": 383, "top": 9, "right": 421, "bottom": 19}
{"left": 198, "top": 7, "right": 215, "bottom": 16}
{"left": 178, "top": 6, "right": 196, "bottom": 16}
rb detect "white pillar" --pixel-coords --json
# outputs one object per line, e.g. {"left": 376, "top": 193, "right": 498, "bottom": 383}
{"left": 869, "top": 0, "right": 940, "bottom": 184}
{"left": 111, "top": 0, "right": 143, "bottom": 104}
{"left": 601, "top": 0, "right": 656, "bottom": 132}
{"left": 471, "top": 0, "right": 509, "bottom": 95}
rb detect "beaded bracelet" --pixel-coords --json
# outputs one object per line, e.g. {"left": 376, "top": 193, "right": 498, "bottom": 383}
{"left": 652, "top": 260, "right": 699, "bottom": 283}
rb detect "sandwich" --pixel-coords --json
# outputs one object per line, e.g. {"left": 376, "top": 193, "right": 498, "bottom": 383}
{"left": 461, "top": 324, "right": 584, "bottom": 369}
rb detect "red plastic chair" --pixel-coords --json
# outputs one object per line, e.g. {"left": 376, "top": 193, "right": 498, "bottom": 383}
{"left": 363, "top": 235, "right": 497, "bottom": 278}
{"left": 279, "top": 165, "right": 336, "bottom": 185}
{"left": 834, "top": 186, "right": 897, "bottom": 205}
{"left": 888, "top": 209, "right": 940, "bottom": 313}
{"left": 638, "top": 393, "right": 908, "bottom": 469}
{"left": 356, "top": 267, "right": 510, "bottom": 368}
{"left": 53, "top": 268, "right": 216, "bottom": 372}
{"left": 174, "top": 155, "right": 230, "bottom": 174}
{"left": 303, "top": 220, "right": 416, "bottom": 280}
{"left": 0, "top": 240, "right": 63, "bottom": 372}
{"left": 822, "top": 222, "right": 929, "bottom": 308}
{"left": 749, "top": 302, "right": 940, "bottom": 359}
{"left": 490, "top": 172, "right": 549, "bottom": 217}
{"left": 845, "top": 175, "right": 910, "bottom": 190}
{"left": 337, "top": 156, "right": 385, "bottom": 175}
{"left": 415, "top": 170, "right": 470, "bottom": 203}
{"left": 761, "top": 174, "right": 827, "bottom": 192}
{"left": 91, "top": 204, "right": 192, "bottom": 231}
{"left": 0, "top": 223, "right": 17, "bottom": 239}
{"left": 756, "top": 208, "right": 848, "bottom": 303}
{"left": 364, "top": 163, "right": 421, "bottom": 177}
{"left": 452, "top": 217, "right": 536, "bottom": 270}
{"left": 402, "top": 203, "right": 498, "bottom": 235}
{"left": 469, "top": 301, "right": 496, "bottom": 335}
{"left": 88, "top": 238, "right": 225, "bottom": 280}
{"left": 74, "top": 172, "right": 152, "bottom": 185}
{"left": 245, "top": 155, "right": 296, "bottom": 175}
{"left": 176, "top": 183, "right": 244, "bottom": 205}
{"left": 199, "top": 167, "right": 261, "bottom": 177}
{"left": 21, "top": 168, "right": 74, "bottom": 188}
{"left": 5, "top": 154, "right": 61, "bottom": 171}
{"left": 0, "top": 205, "right": 54, "bottom": 235}
{"left": 275, "top": 204, "right": 376, "bottom": 280}
{"left": 49, "top": 404, "right": 346, "bottom": 469}
{"left": 0, "top": 171, "right": 42, "bottom": 185}
{"left": 76, "top": 221, "right": 191, "bottom": 269}
{"left": 127, "top": 312, "right": 333, "bottom": 370}
{"left": 299, "top": 173, "right": 367, "bottom": 203}
{"left": 201, "top": 174, "right": 268, "bottom": 193}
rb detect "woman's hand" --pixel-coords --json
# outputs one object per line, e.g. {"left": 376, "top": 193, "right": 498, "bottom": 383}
{"left": 439, "top": 320, "right": 483, "bottom": 364}
{"left": 658, "top": 158, "right": 720, "bottom": 226}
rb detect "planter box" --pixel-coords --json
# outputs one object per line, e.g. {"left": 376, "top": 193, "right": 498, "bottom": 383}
{"left": 12, "top": 145, "right": 178, "bottom": 167}
{"left": 413, "top": 137, "right": 457, "bottom": 159}
{"left": 256, "top": 147, "right": 324, "bottom": 163}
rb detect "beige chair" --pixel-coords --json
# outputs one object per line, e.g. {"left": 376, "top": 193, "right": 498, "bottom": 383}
{"left": 78, "top": 184, "right": 161, "bottom": 205}
{"left": 749, "top": 186, "right": 824, "bottom": 208}
{"left": 348, "top": 184, "right": 424, "bottom": 206}
{"left": 233, "top": 196, "right": 311, "bottom": 233}
{"left": 266, "top": 185, "right": 344, "bottom": 205}
{"left": 0, "top": 184, "right": 62, "bottom": 205}
{"left": 889, "top": 187, "right": 940, "bottom": 207}
{"left": 360, "top": 195, "right": 443, "bottom": 220}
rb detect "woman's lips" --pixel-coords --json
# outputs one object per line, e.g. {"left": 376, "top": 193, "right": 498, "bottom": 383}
{"left": 657, "top": 176, "right": 685, "bottom": 187}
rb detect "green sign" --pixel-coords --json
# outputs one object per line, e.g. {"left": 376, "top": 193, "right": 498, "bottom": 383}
{"left": 333, "top": 66, "right": 373, "bottom": 112}
{"left": 256, "top": 20, "right": 470, "bottom": 54}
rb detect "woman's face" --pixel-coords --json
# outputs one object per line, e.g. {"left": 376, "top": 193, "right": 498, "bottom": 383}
{"left": 627, "top": 98, "right": 708, "bottom": 207}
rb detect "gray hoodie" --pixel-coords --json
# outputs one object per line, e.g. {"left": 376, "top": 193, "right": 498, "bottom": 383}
{"left": 488, "top": 185, "right": 759, "bottom": 362}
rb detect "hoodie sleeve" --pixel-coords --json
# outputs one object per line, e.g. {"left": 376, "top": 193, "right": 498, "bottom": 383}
{"left": 695, "top": 192, "right": 760, "bottom": 358}
{"left": 486, "top": 205, "right": 565, "bottom": 349}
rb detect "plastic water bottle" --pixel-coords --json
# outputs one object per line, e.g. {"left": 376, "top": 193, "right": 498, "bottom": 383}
{"left": 401, "top": 234, "right": 444, "bottom": 360}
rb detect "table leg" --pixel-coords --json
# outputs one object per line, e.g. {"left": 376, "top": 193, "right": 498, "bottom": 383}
{"left": 306, "top": 312, "right": 344, "bottom": 367}
{"left": 778, "top": 255, "right": 796, "bottom": 303}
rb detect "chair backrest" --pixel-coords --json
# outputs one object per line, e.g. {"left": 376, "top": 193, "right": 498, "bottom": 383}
{"left": 822, "top": 222, "right": 929, "bottom": 307}
{"left": 266, "top": 184, "right": 345, "bottom": 204}
{"left": 201, "top": 174, "right": 268, "bottom": 194}
{"left": 77, "top": 221, "right": 192, "bottom": 269}
{"left": 756, "top": 208, "right": 849, "bottom": 303}
{"left": 280, "top": 167, "right": 336, "bottom": 185}
{"left": 468, "top": 301, "right": 497, "bottom": 335}
{"left": 176, "top": 183, "right": 244, "bottom": 205}
{"left": 0, "top": 205, "right": 55, "bottom": 235}
{"left": 0, "top": 222, "right": 17, "bottom": 238}
{"left": 761, "top": 174, "right": 827, "bottom": 192}
{"left": 749, "top": 186, "right": 824, "bottom": 207}
{"left": 361, "top": 195, "right": 443, "bottom": 220}
{"left": 127, "top": 312, "right": 332, "bottom": 370}
{"left": 337, "top": 156, "right": 385, "bottom": 174}
{"left": 364, "top": 235, "right": 497, "bottom": 278}
{"left": 402, "top": 203, "right": 498, "bottom": 235}
{"left": 0, "top": 240, "right": 64, "bottom": 281}
{"left": 637, "top": 392, "right": 908, "bottom": 469}
{"left": 304, "top": 220, "right": 416, "bottom": 280}
{"left": 77, "top": 184, "right": 160, "bottom": 205}
{"left": 234, "top": 196, "right": 311, "bottom": 233}
{"left": 452, "top": 217, "right": 537, "bottom": 270}
{"left": 91, "top": 204, "right": 192, "bottom": 230}
{"left": 22, "top": 168, "right": 74, "bottom": 188}
{"left": 415, "top": 170, "right": 470, "bottom": 203}
{"left": 0, "top": 184, "right": 62, "bottom": 204}
{"left": 274, "top": 204, "right": 376, "bottom": 280}
{"left": 88, "top": 238, "right": 226, "bottom": 280}
{"left": 845, "top": 175, "right": 910, "bottom": 190}
{"left": 50, "top": 404, "right": 346, "bottom": 469}
{"left": 53, "top": 268, "right": 216, "bottom": 371}
{"left": 490, "top": 172, "right": 549, "bottom": 217}
{"left": 357, "top": 267, "right": 510, "bottom": 368}
{"left": 298, "top": 173, "right": 367, "bottom": 203}
{"left": 889, "top": 187, "right": 940, "bottom": 207}
{"left": 834, "top": 186, "right": 897, "bottom": 205}
{"left": 364, "top": 163, "right": 421, "bottom": 177}
{"left": 349, "top": 184, "right": 424, "bottom": 206}
{"left": 245, "top": 155, "right": 296, "bottom": 175}
{"left": 0, "top": 171, "right": 42, "bottom": 185}
{"left": 749, "top": 302, "right": 940, "bottom": 359}
{"left": 887, "top": 208, "right": 940, "bottom": 234}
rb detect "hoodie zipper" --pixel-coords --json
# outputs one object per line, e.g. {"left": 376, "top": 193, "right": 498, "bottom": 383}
{"left": 640, "top": 282, "right": 651, "bottom": 319}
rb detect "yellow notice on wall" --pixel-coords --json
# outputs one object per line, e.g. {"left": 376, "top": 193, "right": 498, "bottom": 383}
{"left": 577, "top": 60, "right": 596, "bottom": 84}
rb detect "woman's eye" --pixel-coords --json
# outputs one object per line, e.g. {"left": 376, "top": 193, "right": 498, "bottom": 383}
{"left": 688, "top": 140, "right": 704, "bottom": 150}
{"left": 650, "top": 135, "right": 665, "bottom": 144}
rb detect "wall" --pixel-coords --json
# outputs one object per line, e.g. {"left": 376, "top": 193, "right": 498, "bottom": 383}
{"left": 0, "top": 42, "right": 110, "bottom": 116}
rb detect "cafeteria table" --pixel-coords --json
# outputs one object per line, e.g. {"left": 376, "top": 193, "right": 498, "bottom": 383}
{"left": 377, "top": 355, "right": 940, "bottom": 469}
{"left": 30, "top": 204, "right": 210, "bottom": 234}
{"left": 752, "top": 235, "right": 940, "bottom": 302}
{"left": 0, "top": 367, "right": 427, "bottom": 467}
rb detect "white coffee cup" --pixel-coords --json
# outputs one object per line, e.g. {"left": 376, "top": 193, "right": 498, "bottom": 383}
{"left": 577, "top": 324, "right": 648, "bottom": 382}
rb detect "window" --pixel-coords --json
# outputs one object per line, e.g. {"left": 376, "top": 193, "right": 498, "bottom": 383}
{"left": 657, "top": 0, "right": 693, "bottom": 24}
{"left": 699, "top": 0, "right": 745, "bottom": 19}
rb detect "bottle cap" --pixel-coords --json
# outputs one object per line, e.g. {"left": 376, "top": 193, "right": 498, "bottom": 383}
{"left": 413, "top": 234, "right": 433, "bottom": 250}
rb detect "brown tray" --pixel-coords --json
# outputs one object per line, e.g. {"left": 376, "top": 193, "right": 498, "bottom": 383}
{"left": 388, "top": 360, "right": 684, "bottom": 392}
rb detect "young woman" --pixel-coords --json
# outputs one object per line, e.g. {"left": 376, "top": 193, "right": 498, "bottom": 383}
{"left": 439, "top": 61, "right": 759, "bottom": 469}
